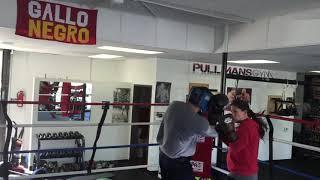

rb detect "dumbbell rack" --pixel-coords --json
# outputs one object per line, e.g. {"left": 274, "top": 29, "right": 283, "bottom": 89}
{"left": 35, "top": 133, "right": 85, "bottom": 170}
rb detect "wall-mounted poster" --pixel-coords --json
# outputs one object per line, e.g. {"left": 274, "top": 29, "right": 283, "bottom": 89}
{"left": 155, "top": 82, "right": 171, "bottom": 103}
{"left": 227, "top": 87, "right": 252, "bottom": 104}
{"left": 38, "top": 81, "right": 92, "bottom": 121}
{"left": 186, "top": 83, "right": 210, "bottom": 102}
{"left": 112, "top": 88, "right": 131, "bottom": 123}
{"left": 189, "top": 83, "right": 209, "bottom": 93}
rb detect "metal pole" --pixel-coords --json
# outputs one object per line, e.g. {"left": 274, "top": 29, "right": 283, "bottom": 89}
{"left": 1, "top": 50, "right": 10, "bottom": 101}
{"left": 0, "top": 49, "right": 12, "bottom": 180}
{"left": 216, "top": 24, "right": 229, "bottom": 172}
{"left": 216, "top": 52, "right": 228, "bottom": 168}
{"left": 0, "top": 50, "right": 8, "bottom": 159}
{"left": 220, "top": 53, "right": 228, "bottom": 94}
{"left": 266, "top": 115, "right": 274, "bottom": 180}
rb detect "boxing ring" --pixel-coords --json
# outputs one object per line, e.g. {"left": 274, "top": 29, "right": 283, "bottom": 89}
{"left": 1, "top": 100, "right": 320, "bottom": 179}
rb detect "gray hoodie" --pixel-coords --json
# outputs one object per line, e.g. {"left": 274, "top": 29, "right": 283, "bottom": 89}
{"left": 157, "top": 101, "right": 218, "bottom": 158}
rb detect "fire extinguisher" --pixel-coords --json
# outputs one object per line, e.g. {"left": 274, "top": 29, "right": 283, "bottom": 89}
{"left": 17, "top": 90, "right": 24, "bottom": 107}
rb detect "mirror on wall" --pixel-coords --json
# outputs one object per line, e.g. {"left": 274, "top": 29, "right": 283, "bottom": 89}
{"left": 112, "top": 88, "right": 131, "bottom": 123}
{"left": 38, "top": 81, "right": 92, "bottom": 121}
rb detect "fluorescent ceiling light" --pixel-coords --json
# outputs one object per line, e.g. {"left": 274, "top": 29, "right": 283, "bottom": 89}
{"left": 310, "top": 71, "right": 320, "bottom": 73}
{"left": 0, "top": 43, "right": 36, "bottom": 52}
{"left": 88, "top": 54, "right": 122, "bottom": 59}
{"left": 228, "top": 60, "right": 279, "bottom": 64}
{"left": 98, "top": 46, "right": 163, "bottom": 54}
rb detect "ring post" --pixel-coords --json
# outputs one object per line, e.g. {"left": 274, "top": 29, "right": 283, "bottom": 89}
{"left": 265, "top": 115, "right": 274, "bottom": 180}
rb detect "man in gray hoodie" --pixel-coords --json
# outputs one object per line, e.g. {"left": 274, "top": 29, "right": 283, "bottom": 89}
{"left": 157, "top": 87, "right": 228, "bottom": 180}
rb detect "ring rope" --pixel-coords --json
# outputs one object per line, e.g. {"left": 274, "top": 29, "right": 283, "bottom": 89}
{"left": 0, "top": 143, "right": 160, "bottom": 154}
{"left": 0, "top": 122, "right": 162, "bottom": 128}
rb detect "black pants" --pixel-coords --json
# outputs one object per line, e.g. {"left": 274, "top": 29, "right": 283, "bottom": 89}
{"left": 159, "top": 151, "right": 194, "bottom": 180}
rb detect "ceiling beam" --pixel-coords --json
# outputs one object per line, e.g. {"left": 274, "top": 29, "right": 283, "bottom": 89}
{"left": 135, "top": 0, "right": 254, "bottom": 23}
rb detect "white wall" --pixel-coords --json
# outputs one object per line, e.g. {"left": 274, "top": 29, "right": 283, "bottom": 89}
{"left": 147, "top": 59, "right": 297, "bottom": 170}
{"left": 90, "top": 59, "right": 124, "bottom": 82}
{"left": 153, "top": 59, "right": 296, "bottom": 115}
{"left": 226, "top": 19, "right": 269, "bottom": 52}
{"left": 259, "top": 117, "right": 294, "bottom": 161}
{"left": 100, "top": 10, "right": 215, "bottom": 52}
{"left": 8, "top": 52, "right": 298, "bottom": 170}
{"left": 268, "top": 11, "right": 320, "bottom": 48}
{"left": 148, "top": 59, "right": 221, "bottom": 171}
{"left": 0, "top": 0, "right": 16, "bottom": 29}
{"left": 8, "top": 51, "right": 157, "bottom": 167}
{"left": 216, "top": 9, "right": 320, "bottom": 52}
{"left": 121, "top": 58, "right": 157, "bottom": 85}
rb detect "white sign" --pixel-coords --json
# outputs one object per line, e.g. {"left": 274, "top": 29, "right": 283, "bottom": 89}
{"left": 191, "top": 160, "right": 204, "bottom": 173}
{"left": 191, "top": 62, "right": 221, "bottom": 75}
{"left": 226, "top": 66, "right": 273, "bottom": 79}
{"left": 190, "top": 62, "right": 296, "bottom": 80}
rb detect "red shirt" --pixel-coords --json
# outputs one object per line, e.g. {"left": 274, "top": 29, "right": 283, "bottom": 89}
{"left": 227, "top": 118, "right": 260, "bottom": 176}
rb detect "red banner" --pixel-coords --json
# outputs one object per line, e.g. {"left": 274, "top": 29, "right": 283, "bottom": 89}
{"left": 192, "top": 137, "right": 214, "bottom": 180}
{"left": 16, "top": 0, "right": 97, "bottom": 45}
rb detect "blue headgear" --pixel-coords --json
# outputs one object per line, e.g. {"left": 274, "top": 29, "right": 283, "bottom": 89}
{"left": 188, "top": 87, "right": 213, "bottom": 113}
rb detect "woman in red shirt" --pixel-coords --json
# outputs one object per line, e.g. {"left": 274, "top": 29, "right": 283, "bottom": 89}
{"left": 226, "top": 99, "right": 267, "bottom": 180}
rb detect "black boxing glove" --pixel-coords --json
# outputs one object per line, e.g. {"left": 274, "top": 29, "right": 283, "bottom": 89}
{"left": 215, "top": 114, "right": 238, "bottom": 143}
{"left": 207, "top": 94, "right": 229, "bottom": 126}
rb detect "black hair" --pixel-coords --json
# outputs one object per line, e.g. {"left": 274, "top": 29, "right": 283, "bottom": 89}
{"left": 231, "top": 99, "right": 267, "bottom": 139}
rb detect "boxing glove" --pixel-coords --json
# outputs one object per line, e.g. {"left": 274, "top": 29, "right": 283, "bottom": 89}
{"left": 207, "top": 94, "right": 229, "bottom": 126}
{"left": 216, "top": 114, "right": 238, "bottom": 143}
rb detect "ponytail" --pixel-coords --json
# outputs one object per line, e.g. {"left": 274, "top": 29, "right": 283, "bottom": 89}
{"left": 247, "top": 109, "right": 267, "bottom": 139}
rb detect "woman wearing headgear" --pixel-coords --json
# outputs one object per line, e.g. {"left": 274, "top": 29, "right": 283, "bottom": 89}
{"left": 157, "top": 87, "right": 228, "bottom": 180}
{"left": 221, "top": 99, "right": 267, "bottom": 180}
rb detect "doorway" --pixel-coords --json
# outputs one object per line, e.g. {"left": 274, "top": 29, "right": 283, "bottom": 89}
{"left": 130, "top": 85, "right": 152, "bottom": 164}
